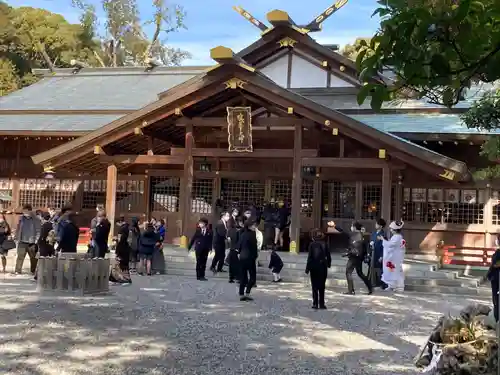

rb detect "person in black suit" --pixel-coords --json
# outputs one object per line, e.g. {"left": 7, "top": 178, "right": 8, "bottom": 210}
{"left": 211, "top": 211, "right": 230, "bottom": 274}
{"left": 238, "top": 219, "right": 259, "bottom": 301}
{"left": 188, "top": 218, "right": 213, "bottom": 281}
{"left": 58, "top": 212, "right": 80, "bottom": 253}
{"left": 227, "top": 216, "right": 243, "bottom": 283}
{"left": 89, "top": 211, "right": 111, "bottom": 258}
{"left": 305, "top": 229, "right": 331, "bottom": 309}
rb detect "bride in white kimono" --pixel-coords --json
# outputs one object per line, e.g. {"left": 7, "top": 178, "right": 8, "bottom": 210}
{"left": 378, "top": 220, "right": 406, "bottom": 292}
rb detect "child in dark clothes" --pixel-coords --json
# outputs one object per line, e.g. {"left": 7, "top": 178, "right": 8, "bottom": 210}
{"left": 268, "top": 250, "right": 283, "bottom": 282}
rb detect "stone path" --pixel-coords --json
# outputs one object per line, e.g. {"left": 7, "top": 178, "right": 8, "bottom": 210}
{"left": 0, "top": 272, "right": 491, "bottom": 375}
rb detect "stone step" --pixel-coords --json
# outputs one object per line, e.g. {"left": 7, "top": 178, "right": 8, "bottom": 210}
{"left": 164, "top": 262, "right": 479, "bottom": 288}
{"left": 162, "top": 268, "right": 489, "bottom": 296}
{"left": 163, "top": 253, "right": 458, "bottom": 280}
{"left": 164, "top": 248, "right": 439, "bottom": 270}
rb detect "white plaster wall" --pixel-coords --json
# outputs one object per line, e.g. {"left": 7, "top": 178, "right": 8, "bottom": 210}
{"left": 330, "top": 73, "right": 355, "bottom": 87}
{"left": 260, "top": 54, "right": 289, "bottom": 87}
{"left": 290, "top": 54, "right": 328, "bottom": 88}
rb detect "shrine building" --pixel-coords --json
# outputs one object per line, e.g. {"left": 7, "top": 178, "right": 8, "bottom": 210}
{"left": 0, "top": 7, "right": 496, "bottom": 253}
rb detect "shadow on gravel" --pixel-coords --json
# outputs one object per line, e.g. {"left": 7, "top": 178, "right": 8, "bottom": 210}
{"left": 0, "top": 275, "right": 490, "bottom": 375}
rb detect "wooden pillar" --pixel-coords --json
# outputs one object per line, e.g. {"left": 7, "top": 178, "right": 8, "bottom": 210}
{"left": 395, "top": 173, "right": 403, "bottom": 221}
{"left": 290, "top": 124, "right": 302, "bottom": 253}
{"left": 143, "top": 173, "right": 152, "bottom": 222}
{"left": 105, "top": 164, "right": 117, "bottom": 240}
{"left": 312, "top": 169, "right": 322, "bottom": 228}
{"left": 485, "top": 183, "right": 493, "bottom": 247}
{"left": 381, "top": 165, "right": 392, "bottom": 221}
{"left": 181, "top": 125, "right": 194, "bottom": 237}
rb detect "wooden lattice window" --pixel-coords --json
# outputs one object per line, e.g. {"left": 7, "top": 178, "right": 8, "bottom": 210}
{"left": 192, "top": 179, "right": 213, "bottom": 214}
{"left": 301, "top": 179, "right": 314, "bottom": 217}
{"left": 404, "top": 188, "right": 485, "bottom": 224}
{"left": 220, "top": 179, "right": 265, "bottom": 210}
{"left": 0, "top": 179, "right": 12, "bottom": 211}
{"left": 362, "top": 185, "right": 381, "bottom": 220}
{"left": 82, "top": 180, "right": 106, "bottom": 209}
{"left": 150, "top": 177, "right": 180, "bottom": 212}
{"left": 20, "top": 179, "right": 78, "bottom": 209}
{"left": 270, "top": 179, "right": 292, "bottom": 205}
{"left": 116, "top": 180, "right": 145, "bottom": 213}
{"left": 321, "top": 181, "right": 356, "bottom": 219}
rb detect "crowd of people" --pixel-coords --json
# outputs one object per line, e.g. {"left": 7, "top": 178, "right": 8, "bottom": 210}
{"left": 0, "top": 203, "right": 169, "bottom": 285}
{"left": 188, "top": 200, "right": 407, "bottom": 306}
{"left": 0, "top": 198, "right": 409, "bottom": 308}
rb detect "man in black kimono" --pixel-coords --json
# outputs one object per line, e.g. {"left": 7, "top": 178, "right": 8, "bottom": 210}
{"left": 188, "top": 218, "right": 213, "bottom": 281}
{"left": 211, "top": 211, "right": 230, "bottom": 274}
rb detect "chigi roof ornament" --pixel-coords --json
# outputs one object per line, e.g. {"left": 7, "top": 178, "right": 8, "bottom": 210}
{"left": 232, "top": 0, "right": 349, "bottom": 34}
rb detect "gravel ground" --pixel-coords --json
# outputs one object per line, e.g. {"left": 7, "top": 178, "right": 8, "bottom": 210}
{"left": 0, "top": 271, "right": 491, "bottom": 375}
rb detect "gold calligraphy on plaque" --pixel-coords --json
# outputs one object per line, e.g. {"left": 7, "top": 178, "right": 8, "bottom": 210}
{"left": 227, "top": 106, "right": 252, "bottom": 152}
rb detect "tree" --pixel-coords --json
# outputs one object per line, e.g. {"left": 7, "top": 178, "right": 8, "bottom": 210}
{"left": 356, "top": 0, "right": 500, "bottom": 179}
{"left": 72, "top": 0, "right": 190, "bottom": 67}
{"left": 356, "top": 0, "right": 500, "bottom": 108}
{"left": 341, "top": 37, "right": 372, "bottom": 61}
{"left": 0, "top": 1, "right": 103, "bottom": 95}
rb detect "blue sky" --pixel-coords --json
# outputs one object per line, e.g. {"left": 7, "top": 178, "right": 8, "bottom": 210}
{"left": 8, "top": 0, "right": 381, "bottom": 65}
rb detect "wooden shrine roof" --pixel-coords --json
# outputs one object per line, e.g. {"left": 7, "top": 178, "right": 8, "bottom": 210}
{"left": 31, "top": 49, "right": 471, "bottom": 182}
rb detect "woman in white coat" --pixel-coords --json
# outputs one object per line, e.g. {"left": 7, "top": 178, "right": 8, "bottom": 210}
{"left": 378, "top": 220, "right": 406, "bottom": 292}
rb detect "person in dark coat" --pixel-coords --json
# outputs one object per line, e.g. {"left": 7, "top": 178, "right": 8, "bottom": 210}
{"left": 115, "top": 217, "right": 131, "bottom": 271}
{"left": 227, "top": 216, "right": 243, "bottom": 283}
{"left": 262, "top": 201, "right": 279, "bottom": 250}
{"left": 129, "top": 217, "right": 141, "bottom": 272}
{"left": 89, "top": 210, "right": 110, "bottom": 258}
{"left": 268, "top": 249, "right": 283, "bottom": 282}
{"left": 0, "top": 213, "right": 11, "bottom": 273}
{"left": 344, "top": 222, "right": 372, "bottom": 295}
{"left": 487, "top": 234, "right": 500, "bottom": 321}
{"left": 276, "top": 201, "right": 290, "bottom": 249}
{"left": 58, "top": 212, "right": 80, "bottom": 253}
{"left": 38, "top": 212, "right": 56, "bottom": 257}
{"left": 305, "top": 229, "right": 331, "bottom": 309}
{"left": 188, "top": 217, "right": 213, "bottom": 281}
{"left": 152, "top": 219, "right": 166, "bottom": 274}
{"left": 238, "top": 220, "right": 259, "bottom": 301}
{"left": 211, "top": 211, "right": 230, "bottom": 274}
{"left": 138, "top": 223, "right": 161, "bottom": 276}
{"left": 369, "top": 218, "right": 387, "bottom": 288}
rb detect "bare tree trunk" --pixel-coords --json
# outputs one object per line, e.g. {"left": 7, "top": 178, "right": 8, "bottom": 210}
{"left": 38, "top": 43, "right": 55, "bottom": 72}
{"left": 93, "top": 50, "right": 106, "bottom": 67}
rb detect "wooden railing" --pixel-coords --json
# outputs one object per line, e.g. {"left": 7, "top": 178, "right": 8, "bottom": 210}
{"left": 438, "top": 242, "right": 494, "bottom": 267}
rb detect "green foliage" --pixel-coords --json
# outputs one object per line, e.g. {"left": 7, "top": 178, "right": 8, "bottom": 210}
{"left": 461, "top": 89, "right": 500, "bottom": 131}
{"left": 341, "top": 37, "right": 373, "bottom": 61}
{"left": 0, "top": 58, "right": 19, "bottom": 95}
{"left": 357, "top": 0, "right": 500, "bottom": 109}
{"left": 73, "top": 0, "right": 190, "bottom": 67}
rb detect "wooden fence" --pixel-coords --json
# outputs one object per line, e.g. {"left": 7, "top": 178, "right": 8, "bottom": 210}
{"left": 37, "top": 255, "right": 109, "bottom": 295}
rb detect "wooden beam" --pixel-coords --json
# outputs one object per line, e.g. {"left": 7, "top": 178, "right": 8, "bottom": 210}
{"left": 290, "top": 124, "right": 302, "bottom": 253}
{"left": 105, "top": 164, "right": 118, "bottom": 241}
{"left": 210, "top": 46, "right": 255, "bottom": 72}
{"left": 381, "top": 165, "right": 392, "bottom": 221}
{"left": 175, "top": 117, "right": 310, "bottom": 128}
{"left": 266, "top": 10, "right": 295, "bottom": 27}
{"left": 302, "top": 157, "right": 389, "bottom": 168}
{"left": 170, "top": 148, "right": 317, "bottom": 158}
{"left": 99, "top": 155, "right": 184, "bottom": 164}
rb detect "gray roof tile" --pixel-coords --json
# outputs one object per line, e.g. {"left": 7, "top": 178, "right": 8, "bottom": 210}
{"left": 0, "top": 114, "right": 122, "bottom": 131}
{"left": 349, "top": 113, "right": 500, "bottom": 135}
{"left": 0, "top": 68, "right": 205, "bottom": 111}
